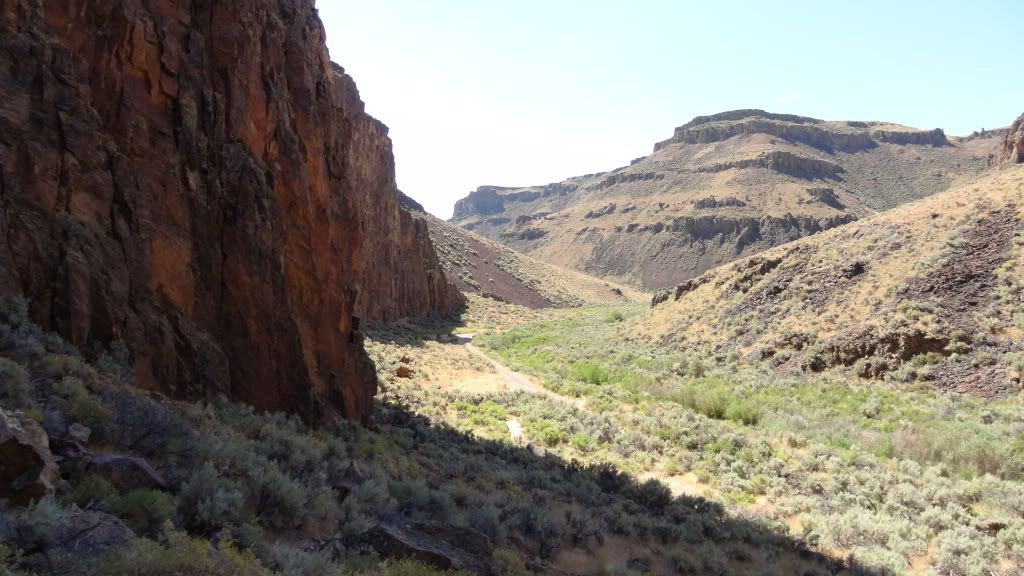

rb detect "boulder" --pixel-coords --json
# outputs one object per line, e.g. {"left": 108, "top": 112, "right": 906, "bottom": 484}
{"left": 368, "top": 520, "right": 498, "bottom": 575}
{"left": 651, "top": 290, "right": 671, "bottom": 307}
{"left": 395, "top": 366, "right": 415, "bottom": 379}
{"left": 86, "top": 455, "right": 167, "bottom": 491}
{"left": 67, "top": 423, "right": 92, "bottom": 446}
{"left": 1, "top": 506, "right": 134, "bottom": 560}
{"left": 0, "top": 410, "right": 60, "bottom": 503}
{"left": 0, "top": 409, "right": 60, "bottom": 505}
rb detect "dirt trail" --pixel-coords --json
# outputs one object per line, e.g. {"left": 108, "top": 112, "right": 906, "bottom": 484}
{"left": 457, "top": 334, "right": 585, "bottom": 408}
{"left": 423, "top": 334, "right": 714, "bottom": 500}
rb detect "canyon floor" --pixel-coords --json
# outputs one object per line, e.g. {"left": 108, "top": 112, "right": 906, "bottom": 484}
{"left": 366, "top": 295, "right": 1024, "bottom": 575}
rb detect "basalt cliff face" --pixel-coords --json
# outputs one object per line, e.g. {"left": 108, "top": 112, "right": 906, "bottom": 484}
{"left": 0, "top": 0, "right": 461, "bottom": 423}
{"left": 451, "top": 109, "right": 1003, "bottom": 289}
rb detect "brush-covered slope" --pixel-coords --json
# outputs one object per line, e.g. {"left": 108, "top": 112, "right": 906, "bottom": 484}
{"left": 641, "top": 163, "right": 1024, "bottom": 396}
{"left": 401, "top": 196, "right": 645, "bottom": 307}
{"left": 451, "top": 110, "right": 1003, "bottom": 289}
{"left": 0, "top": 0, "right": 461, "bottom": 423}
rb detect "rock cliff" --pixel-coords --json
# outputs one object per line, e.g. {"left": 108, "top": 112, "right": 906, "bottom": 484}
{"left": 0, "top": 0, "right": 460, "bottom": 423}
{"left": 1001, "top": 113, "right": 1024, "bottom": 165}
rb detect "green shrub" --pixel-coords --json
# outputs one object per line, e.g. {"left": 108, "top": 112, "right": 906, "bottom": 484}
{"left": 103, "top": 388, "right": 192, "bottom": 457}
{"left": 385, "top": 559, "right": 475, "bottom": 576}
{"left": 96, "top": 532, "right": 272, "bottom": 576}
{"left": 494, "top": 548, "right": 531, "bottom": 576}
{"left": 932, "top": 526, "right": 997, "bottom": 576}
{"left": 177, "top": 462, "right": 243, "bottom": 534}
{"left": 65, "top": 389, "right": 111, "bottom": 429}
{"left": 605, "top": 310, "right": 625, "bottom": 323}
{"left": 861, "top": 395, "right": 883, "bottom": 419}
{"left": 0, "top": 358, "right": 31, "bottom": 408}
{"left": 724, "top": 401, "right": 760, "bottom": 426}
{"left": 632, "top": 479, "right": 672, "bottom": 511}
{"left": 688, "top": 359, "right": 705, "bottom": 378}
{"left": 532, "top": 420, "right": 565, "bottom": 446}
{"left": 570, "top": 432, "right": 594, "bottom": 452}
{"left": 64, "top": 474, "right": 117, "bottom": 509}
{"left": 570, "top": 362, "right": 608, "bottom": 385}
{"left": 112, "top": 489, "right": 176, "bottom": 536}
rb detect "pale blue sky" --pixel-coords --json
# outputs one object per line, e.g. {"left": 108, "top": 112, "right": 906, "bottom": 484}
{"left": 319, "top": 1, "right": 1024, "bottom": 218}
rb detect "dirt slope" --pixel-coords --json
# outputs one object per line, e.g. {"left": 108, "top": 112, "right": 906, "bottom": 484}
{"left": 639, "top": 163, "right": 1024, "bottom": 396}
{"left": 451, "top": 109, "right": 1003, "bottom": 289}
{"left": 404, "top": 197, "right": 645, "bottom": 307}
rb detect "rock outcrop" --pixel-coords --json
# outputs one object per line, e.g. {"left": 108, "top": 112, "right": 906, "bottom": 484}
{"left": 654, "top": 110, "right": 877, "bottom": 152}
{"left": 0, "top": 409, "right": 59, "bottom": 505}
{"left": 452, "top": 187, "right": 509, "bottom": 218}
{"left": 368, "top": 520, "right": 498, "bottom": 575}
{"left": 871, "top": 127, "right": 948, "bottom": 146}
{"left": 0, "top": 0, "right": 460, "bottom": 423}
{"left": 693, "top": 151, "right": 844, "bottom": 179}
{"left": 1001, "top": 113, "right": 1024, "bottom": 165}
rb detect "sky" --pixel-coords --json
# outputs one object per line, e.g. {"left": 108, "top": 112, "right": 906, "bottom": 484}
{"left": 318, "top": 1, "right": 1024, "bottom": 218}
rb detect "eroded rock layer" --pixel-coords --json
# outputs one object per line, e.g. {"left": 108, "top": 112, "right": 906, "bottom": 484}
{"left": 0, "top": 0, "right": 461, "bottom": 423}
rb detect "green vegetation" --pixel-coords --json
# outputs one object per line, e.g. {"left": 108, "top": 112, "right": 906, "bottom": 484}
{"left": 0, "top": 296, "right": 841, "bottom": 576}
{"left": 4, "top": 293, "right": 1023, "bottom": 575}
{"left": 466, "top": 304, "right": 1024, "bottom": 574}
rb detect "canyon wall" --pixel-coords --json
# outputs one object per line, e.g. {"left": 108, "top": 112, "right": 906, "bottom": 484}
{"left": 1002, "top": 113, "right": 1024, "bottom": 165}
{"left": 0, "top": 0, "right": 460, "bottom": 423}
{"left": 451, "top": 109, "right": 1000, "bottom": 289}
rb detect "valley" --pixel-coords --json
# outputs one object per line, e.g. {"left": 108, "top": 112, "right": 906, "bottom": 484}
{"left": 0, "top": 1, "right": 1022, "bottom": 576}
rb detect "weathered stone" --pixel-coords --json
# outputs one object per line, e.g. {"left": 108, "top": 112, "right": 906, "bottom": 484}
{"left": 368, "top": 520, "right": 498, "bottom": 576}
{"left": 67, "top": 423, "right": 92, "bottom": 446}
{"left": 0, "top": 409, "right": 59, "bottom": 505}
{"left": 693, "top": 151, "right": 845, "bottom": 180}
{"left": 0, "top": 0, "right": 461, "bottom": 424}
{"left": 86, "top": 455, "right": 167, "bottom": 491}
{"left": 656, "top": 113, "right": 876, "bottom": 152}
{"left": 651, "top": 290, "right": 671, "bottom": 307}
{"left": 0, "top": 506, "right": 134, "bottom": 559}
{"left": 1000, "top": 113, "right": 1024, "bottom": 165}
{"left": 872, "top": 127, "right": 948, "bottom": 146}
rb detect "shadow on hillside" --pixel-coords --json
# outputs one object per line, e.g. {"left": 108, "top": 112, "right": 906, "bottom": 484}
{"left": 362, "top": 309, "right": 472, "bottom": 348}
{"left": 369, "top": 395, "right": 880, "bottom": 575}
{"left": 361, "top": 308, "right": 882, "bottom": 573}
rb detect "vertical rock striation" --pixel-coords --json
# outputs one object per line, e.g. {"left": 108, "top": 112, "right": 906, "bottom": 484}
{"left": 0, "top": 0, "right": 460, "bottom": 423}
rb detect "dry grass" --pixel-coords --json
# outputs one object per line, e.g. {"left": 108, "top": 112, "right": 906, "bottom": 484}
{"left": 637, "top": 165, "right": 1024, "bottom": 389}
{"left": 451, "top": 114, "right": 1004, "bottom": 289}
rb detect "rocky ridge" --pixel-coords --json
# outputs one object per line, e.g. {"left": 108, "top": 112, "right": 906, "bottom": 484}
{"left": 451, "top": 109, "right": 1002, "bottom": 289}
{"left": 641, "top": 137, "right": 1024, "bottom": 396}
{"left": 0, "top": 0, "right": 460, "bottom": 423}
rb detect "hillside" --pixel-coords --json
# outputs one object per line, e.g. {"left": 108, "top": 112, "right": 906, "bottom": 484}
{"left": 640, "top": 162, "right": 1024, "bottom": 395}
{"left": 450, "top": 110, "right": 1004, "bottom": 289}
{"left": 401, "top": 196, "right": 645, "bottom": 308}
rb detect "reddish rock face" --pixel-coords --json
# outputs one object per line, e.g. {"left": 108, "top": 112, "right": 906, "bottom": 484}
{"left": 0, "top": 0, "right": 461, "bottom": 423}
